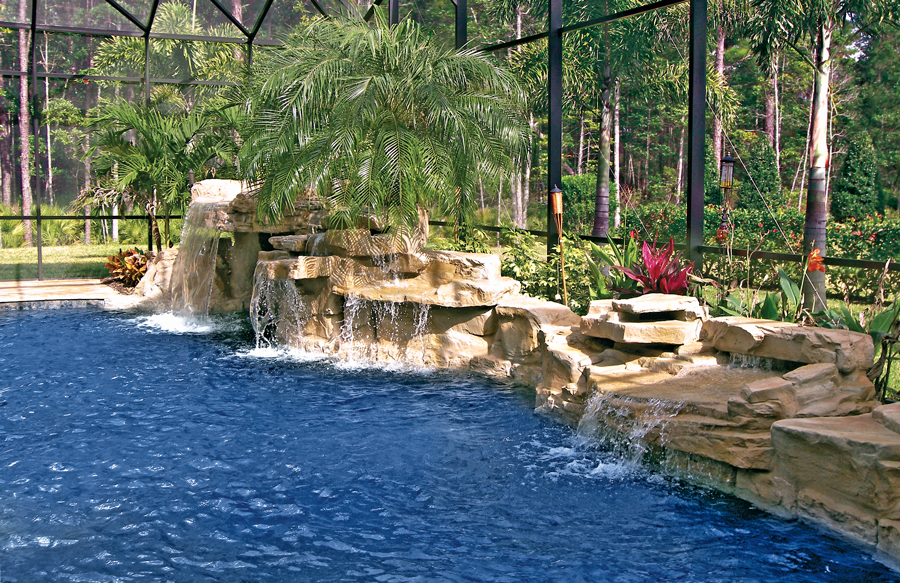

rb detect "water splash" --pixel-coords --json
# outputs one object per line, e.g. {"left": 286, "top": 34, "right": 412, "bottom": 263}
{"left": 169, "top": 202, "right": 221, "bottom": 320}
{"left": 250, "top": 263, "right": 308, "bottom": 348}
{"left": 578, "top": 392, "right": 682, "bottom": 463}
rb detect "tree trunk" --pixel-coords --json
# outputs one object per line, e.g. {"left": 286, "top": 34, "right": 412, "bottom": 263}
{"left": 764, "top": 78, "right": 776, "bottom": 149}
{"left": 478, "top": 177, "right": 485, "bottom": 213}
{"left": 614, "top": 81, "right": 620, "bottom": 229}
{"left": 84, "top": 133, "right": 92, "bottom": 245}
{"left": 512, "top": 174, "right": 523, "bottom": 228}
{"left": 523, "top": 137, "right": 531, "bottom": 227}
{"left": 675, "top": 114, "right": 686, "bottom": 205}
{"left": 592, "top": 63, "right": 612, "bottom": 238}
{"left": 774, "top": 56, "right": 781, "bottom": 173}
{"left": 712, "top": 5, "right": 725, "bottom": 166}
{"left": 577, "top": 112, "right": 585, "bottom": 174}
{"left": 17, "top": 2, "right": 32, "bottom": 247}
{"left": 802, "top": 24, "right": 831, "bottom": 312}
{"left": 0, "top": 78, "right": 13, "bottom": 208}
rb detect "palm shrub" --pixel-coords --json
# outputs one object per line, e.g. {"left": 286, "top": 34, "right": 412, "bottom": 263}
{"left": 239, "top": 14, "right": 529, "bottom": 233}
{"left": 82, "top": 100, "right": 236, "bottom": 251}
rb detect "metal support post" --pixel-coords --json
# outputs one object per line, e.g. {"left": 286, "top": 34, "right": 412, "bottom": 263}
{"left": 546, "top": 0, "right": 562, "bottom": 256}
{"left": 388, "top": 0, "right": 399, "bottom": 26}
{"left": 455, "top": 0, "right": 467, "bottom": 49}
{"left": 30, "top": 0, "right": 42, "bottom": 280}
{"left": 144, "top": 35, "right": 151, "bottom": 107}
{"left": 685, "top": 0, "right": 707, "bottom": 267}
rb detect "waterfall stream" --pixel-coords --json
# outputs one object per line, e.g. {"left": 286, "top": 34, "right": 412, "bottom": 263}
{"left": 169, "top": 202, "right": 221, "bottom": 320}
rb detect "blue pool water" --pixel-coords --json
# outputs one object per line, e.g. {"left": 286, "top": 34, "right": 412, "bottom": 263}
{"left": 0, "top": 309, "right": 897, "bottom": 582}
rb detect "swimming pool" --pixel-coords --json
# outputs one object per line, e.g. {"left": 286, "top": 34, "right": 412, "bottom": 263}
{"left": 1, "top": 309, "right": 896, "bottom": 582}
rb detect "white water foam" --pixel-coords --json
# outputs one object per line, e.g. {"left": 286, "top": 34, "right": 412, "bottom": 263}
{"left": 133, "top": 313, "right": 241, "bottom": 335}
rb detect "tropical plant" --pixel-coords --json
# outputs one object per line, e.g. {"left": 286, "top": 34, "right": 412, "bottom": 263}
{"left": 105, "top": 248, "right": 149, "bottom": 287}
{"left": 79, "top": 99, "right": 236, "bottom": 251}
{"left": 585, "top": 231, "right": 642, "bottom": 299}
{"left": 91, "top": 1, "right": 243, "bottom": 110}
{"left": 499, "top": 227, "right": 593, "bottom": 313}
{"left": 613, "top": 237, "right": 694, "bottom": 296}
{"left": 239, "top": 13, "right": 529, "bottom": 233}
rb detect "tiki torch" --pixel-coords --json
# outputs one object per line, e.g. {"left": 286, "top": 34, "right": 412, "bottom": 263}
{"left": 549, "top": 185, "right": 568, "bottom": 307}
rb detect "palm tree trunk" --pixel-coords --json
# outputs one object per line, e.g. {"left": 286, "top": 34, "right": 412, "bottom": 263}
{"left": 676, "top": 114, "right": 686, "bottom": 205}
{"left": 17, "top": 0, "right": 32, "bottom": 247}
{"left": 614, "top": 81, "right": 620, "bottom": 229}
{"left": 592, "top": 63, "right": 612, "bottom": 238}
{"left": 802, "top": 24, "right": 831, "bottom": 312}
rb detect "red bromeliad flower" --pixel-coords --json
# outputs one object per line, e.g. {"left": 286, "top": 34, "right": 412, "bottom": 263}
{"left": 613, "top": 237, "right": 694, "bottom": 295}
{"left": 807, "top": 248, "right": 826, "bottom": 273}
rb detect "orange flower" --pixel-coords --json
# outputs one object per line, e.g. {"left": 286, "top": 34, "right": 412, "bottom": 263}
{"left": 807, "top": 248, "right": 826, "bottom": 273}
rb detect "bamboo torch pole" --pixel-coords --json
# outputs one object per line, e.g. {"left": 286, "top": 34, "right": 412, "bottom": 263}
{"left": 550, "top": 185, "right": 568, "bottom": 306}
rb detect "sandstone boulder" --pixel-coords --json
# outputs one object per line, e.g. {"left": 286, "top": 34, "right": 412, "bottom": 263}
{"left": 493, "top": 296, "right": 581, "bottom": 360}
{"left": 582, "top": 309, "right": 703, "bottom": 345}
{"left": 702, "top": 317, "right": 874, "bottom": 373}
{"left": 772, "top": 414, "right": 900, "bottom": 546}
{"left": 269, "top": 235, "right": 309, "bottom": 253}
{"left": 190, "top": 179, "right": 245, "bottom": 204}
{"left": 612, "top": 293, "right": 707, "bottom": 320}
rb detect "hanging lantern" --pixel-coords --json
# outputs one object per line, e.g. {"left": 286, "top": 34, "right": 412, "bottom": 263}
{"left": 719, "top": 153, "right": 735, "bottom": 192}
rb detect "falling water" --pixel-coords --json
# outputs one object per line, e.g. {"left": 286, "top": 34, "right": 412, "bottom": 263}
{"left": 250, "top": 263, "right": 308, "bottom": 348}
{"left": 578, "top": 392, "right": 682, "bottom": 462}
{"left": 729, "top": 353, "right": 775, "bottom": 370}
{"left": 169, "top": 203, "right": 221, "bottom": 319}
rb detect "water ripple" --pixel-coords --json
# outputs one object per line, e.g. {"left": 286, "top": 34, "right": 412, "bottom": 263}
{"left": 0, "top": 310, "right": 896, "bottom": 582}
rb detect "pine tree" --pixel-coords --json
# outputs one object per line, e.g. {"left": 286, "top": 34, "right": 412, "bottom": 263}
{"left": 831, "top": 133, "right": 879, "bottom": 222}
{"left": 737, "top": 140, "right": 782, "bottom": 212}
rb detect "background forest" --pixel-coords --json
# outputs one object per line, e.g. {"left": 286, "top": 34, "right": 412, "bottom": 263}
{"left": 0, "top": 0, "right": 898, "bottom": 273}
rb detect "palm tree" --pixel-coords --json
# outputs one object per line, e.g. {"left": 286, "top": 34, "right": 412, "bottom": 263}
{"left": 751, "top": 0, "right": 899, "bottom": 311}
{"left": 82, "top": 99, "right": 236, "bottom": 251}
{"left": 238, "top": 13, "right": 530, "bottom": 233}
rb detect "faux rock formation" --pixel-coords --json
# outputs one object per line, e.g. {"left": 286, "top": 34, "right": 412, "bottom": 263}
{"left": 581, "top": 295, "right": 707, "bottom": 346}
{"left": 702, "top": 316, "right": 874, "bottom": 374}
{"left": 769, "top": 403, "right": 900, "bottom": 552}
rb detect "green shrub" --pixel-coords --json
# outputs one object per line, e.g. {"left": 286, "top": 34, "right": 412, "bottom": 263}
{"left": 561, "top": 174, "right": 618, "bottom": 236}
{"left": 737, "top": 141, "right": 782, "bottom": 212}
{"left": 831, "top": 133, "right": 880, "bottom": 222}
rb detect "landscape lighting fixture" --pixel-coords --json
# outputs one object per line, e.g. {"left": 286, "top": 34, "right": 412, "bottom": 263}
{"left": 719, "top": 153, "right": 735, "bottom": 193}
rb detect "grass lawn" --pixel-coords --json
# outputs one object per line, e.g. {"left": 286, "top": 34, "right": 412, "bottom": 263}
{"left": 0, "top": 243, "right": 134, "bottom": 281}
